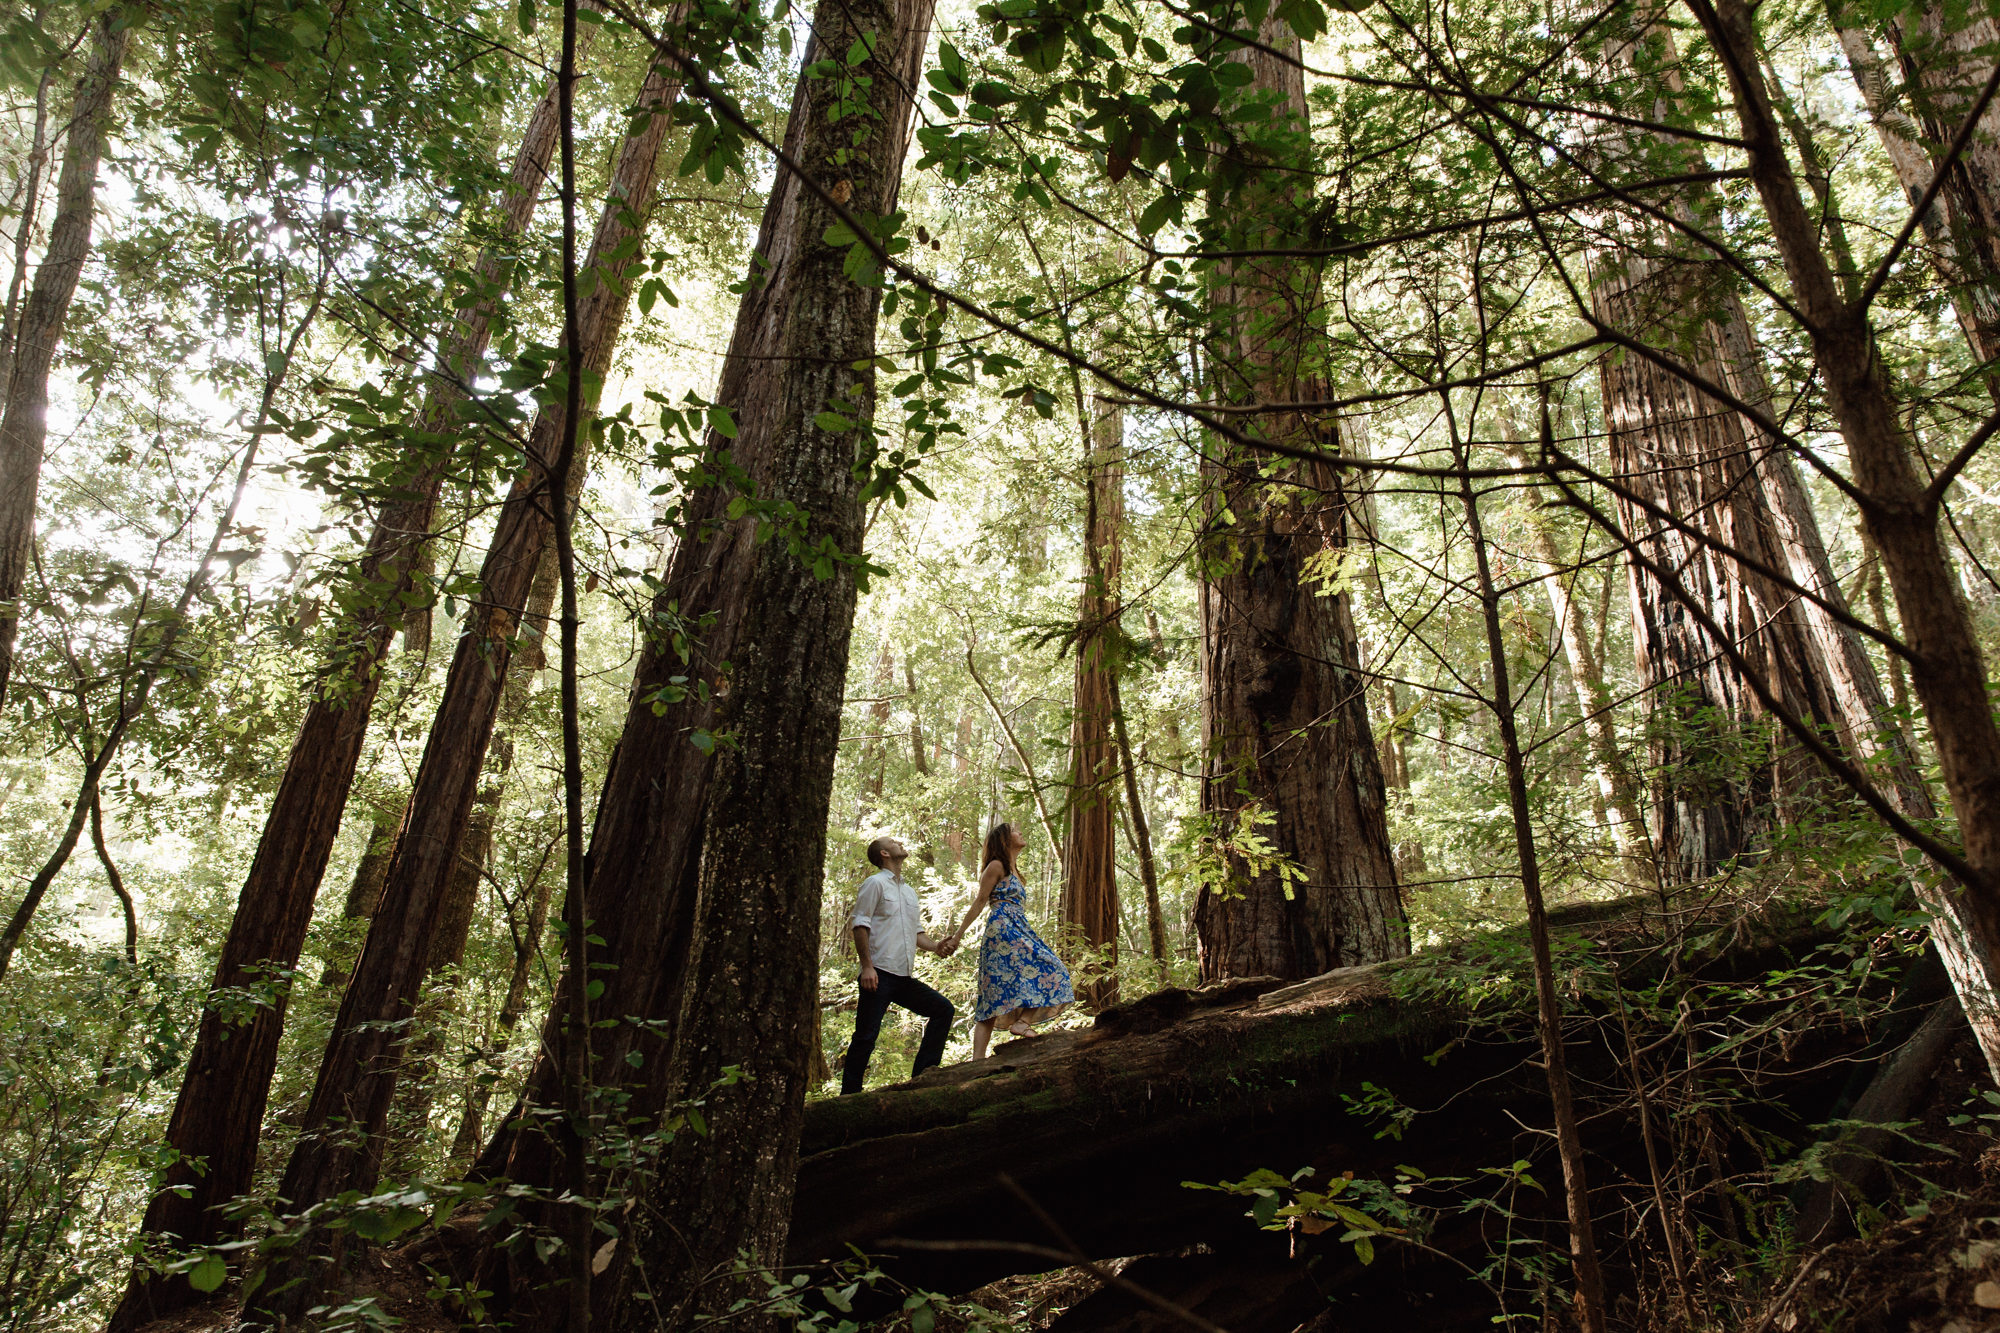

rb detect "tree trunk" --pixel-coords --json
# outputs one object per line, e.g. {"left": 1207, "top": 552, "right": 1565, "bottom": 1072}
{"left": 475, "top": 6, "right": 934, "bottom": 1318}
{"left": 1063, "top": 396, "right": 1125, "bottom": 1008}
{"left": 1347, "top": 417, "right": 1428, "bottom": 880}
{"left": 1692, "top": 0, "right": 2000, "bottom": 1009}
{"left": 318, "top": 812, "right": 398, "bottom": 986}
{"left": 1830, "top": 0, "right": 2000, "bottom": 380}
{"left": 1595, "top": 254, "right": 1833, "bottom": 883}
{"left": 595, "top": 6, "right": 934, "bottom": 1321}
{"left": 860, "top": 640, "right": 894, "bottom": 823}
{"left": 446, "top": 843, "right": 556, "bottom": 1172}
{"left": 907, "top": 658, "right": 929, "bottom": 776}
{"left": 1458, "top": 449, "right": 1608, "bottom": 1333}
{"left": 1108, "top": 668, "right": 1167, "bottom": 970}
{"left": 0, "top": 6, "right": 127, "bottom": 708}
{"left": 791, "top": 898, "right": 1848, "bottom": 1303}
{"left": 385, "top": 534, "right": 559, "bottom": 1179}
{"left": 245, "top": 62, "right": 681, "bottom": 1326}
{"left": 1496, "top": 431, "right": 1652, "bottom": 875}
{"left": 104, "top": 61, "right": 588, "bottom": 1330}
{"left": 1194, "top": 22, "right": 1405, "bottom": 981}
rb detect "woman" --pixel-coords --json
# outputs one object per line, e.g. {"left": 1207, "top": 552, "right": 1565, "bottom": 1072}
{"left": 946, "top": 822, "right": 1073, "bottom": 1059}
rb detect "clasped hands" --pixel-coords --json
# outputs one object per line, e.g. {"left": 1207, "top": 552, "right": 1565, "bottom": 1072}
{"left": 925, "top": 930, "right": 964, "bottom": 958}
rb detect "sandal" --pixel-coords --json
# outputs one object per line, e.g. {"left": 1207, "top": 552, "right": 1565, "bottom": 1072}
{"left": 1008, "top": 1021, "right": 1038, "bottom": 1038}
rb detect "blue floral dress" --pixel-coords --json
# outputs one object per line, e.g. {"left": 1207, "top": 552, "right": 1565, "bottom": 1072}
{"left": 976, "top": 870, "right": 1074, "bottom": 1022}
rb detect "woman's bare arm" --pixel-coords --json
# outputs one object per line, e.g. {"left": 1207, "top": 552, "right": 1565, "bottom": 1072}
{"left": 950, "top": 860, "right": 1002, "bottom": 941}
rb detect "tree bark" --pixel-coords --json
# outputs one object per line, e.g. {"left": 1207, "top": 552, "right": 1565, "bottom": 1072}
{"left": 595, "top": 5, "right": 934, "bottom": 1320}
{"left": 476, "top": 5, "right": 935, "bottom": 1320}
{"left": 1195, "top": 22, "right": 1405, "bottom": 981}
{"left": 1063, "top": 396, "right": 1125, "bottom": 1008}
{"left": 245, "top": 61, "right": 681, "bottom": 1326}
{"left": 384, "top": 535, "right": 559, "bottom": 1179}
{"left": 1594, "top": 252, "right": 1834, "bottom": 883}
{"left": 1692, "top": 0, "right": 2000, "bottom": 1001}
{"left": 103, "top": 61, "right": 588, "bottom": 1331}
{"left": 1830, "top": 0, "right": 2000, "bottom": 381}
{"left": 0, "top": 6, "right": 127, "bottom": 708}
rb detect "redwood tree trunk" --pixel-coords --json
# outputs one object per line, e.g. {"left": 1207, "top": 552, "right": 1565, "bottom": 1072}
{"left": 1063, "top": 396, "right": 1124, "bottom": 1008}
{"left": 479, "top": 5, "right": 935, "bottom": 1319}
{"left": 1194, "top": 22, "right": 1405, "bottom": 981}
{"left": 1694, "top": 0, "right": 2000, "bottom": 1013}
{"left": 245, "top": 63, "right": 681, "bottom": 1325}
{"left": 105, "top": 62, "right": 586, "bottom": 1333}
{"left": 0, "top": 6, "right": 127, "bottom": 708}
{"left": 1596, "top": 259, "right": 1834, "bottom": 884}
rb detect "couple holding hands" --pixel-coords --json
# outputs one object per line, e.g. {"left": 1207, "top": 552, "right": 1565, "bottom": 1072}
{"left": 840, "top": 822, "right": 1074, "bottom": 1095}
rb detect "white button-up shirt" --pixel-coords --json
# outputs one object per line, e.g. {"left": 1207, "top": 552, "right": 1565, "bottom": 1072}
{"left": 851, "top": 869, "right": 921, "bottom": 976}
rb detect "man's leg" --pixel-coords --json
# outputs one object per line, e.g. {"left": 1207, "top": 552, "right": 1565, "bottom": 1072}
{"left": 841, "top": 976, "right": 897, "bottom": 1095}
{"left": 893, "top": 977, "right": 956, "bottom": 1078}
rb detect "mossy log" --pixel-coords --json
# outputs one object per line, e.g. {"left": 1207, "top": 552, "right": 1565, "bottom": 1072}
{"left": 789, "top": 896, "right": 1876, "bottom": 1316}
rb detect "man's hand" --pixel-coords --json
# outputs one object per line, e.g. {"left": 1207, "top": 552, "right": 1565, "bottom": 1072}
{"left": 859, "top": 964, "right": 879, "bottom": 992}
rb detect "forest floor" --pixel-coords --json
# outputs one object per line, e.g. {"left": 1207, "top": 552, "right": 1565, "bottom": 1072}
{"left": 1746, "top": 1021, "right": 2000, "bottom": 1333}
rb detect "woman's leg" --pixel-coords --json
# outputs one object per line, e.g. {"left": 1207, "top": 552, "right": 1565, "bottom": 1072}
{"left": 972, "top": 1018, "right": 995, "bottom": 1060}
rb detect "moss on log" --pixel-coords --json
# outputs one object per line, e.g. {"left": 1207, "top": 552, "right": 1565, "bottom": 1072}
{"left": 789, "top": 895, "right": 1863, "bottom": 1299}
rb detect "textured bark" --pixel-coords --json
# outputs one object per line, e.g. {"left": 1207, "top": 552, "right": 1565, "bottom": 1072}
{"left": 1194, "top": 23, "right": 1405, "bottom": 981}
{"left": 1108, "top": 667, "right": 1166, "bottom": 969}
{"left": 0, "top": 7, "right": 126, "bottom": 708}
{"left": 597, "top": 3, "right": 932, "bottom": 1320}
{"left": 1590, "top": 14, "right": 2000, "bottom": 1076}
{"left": 1063, "top": 397, "right": 1125, "bottom": 1008}
{"left": 478, "top": 4, "right": 934, "bottom": 1320}
{"left": 104, "top": 65, "right": 585, "bottom": 1332}
{"left": 1698, "top": 0, "right": 2000, "bottom": 1001}
{"left": 245, "top": 63, "right": 681, "bottom": 1326}
{"left": 1596, "top": 258, "right": 1832, "bottom": 883}
{"left": 385, "top": 536, "right": 557, "bottom": 1179}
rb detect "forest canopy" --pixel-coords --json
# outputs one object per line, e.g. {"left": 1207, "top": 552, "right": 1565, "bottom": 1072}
{"left": 3, "top": 0, "right": 2000, "bottom": 1324}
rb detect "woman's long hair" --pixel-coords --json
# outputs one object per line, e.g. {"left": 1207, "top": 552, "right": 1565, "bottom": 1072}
{"left": 983, "top": 823, "right": 1016, "bottom": 880}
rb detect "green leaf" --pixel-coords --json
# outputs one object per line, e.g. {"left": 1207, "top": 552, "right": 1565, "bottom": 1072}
{"left": 187, "top": 1255, "right": 227, "bottom": 1293}
{"left": 815, "top": 411, "right": 857, "bottom": 432}
{"left": 516, "top": 0, "right": 536, "bottom": 34}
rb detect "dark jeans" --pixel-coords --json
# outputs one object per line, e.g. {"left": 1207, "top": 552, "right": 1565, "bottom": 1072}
{"left": 841, "top": 969, "right": 954, "bottom": 1095}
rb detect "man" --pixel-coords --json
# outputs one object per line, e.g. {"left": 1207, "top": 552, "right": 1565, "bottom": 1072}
{"left": 843, "top": 836, "right": 956, "bottom": 1094}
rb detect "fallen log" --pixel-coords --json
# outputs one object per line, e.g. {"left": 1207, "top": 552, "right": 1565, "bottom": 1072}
{"left": 788, "top": 894, "right": 1888, "bottom": 1321}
